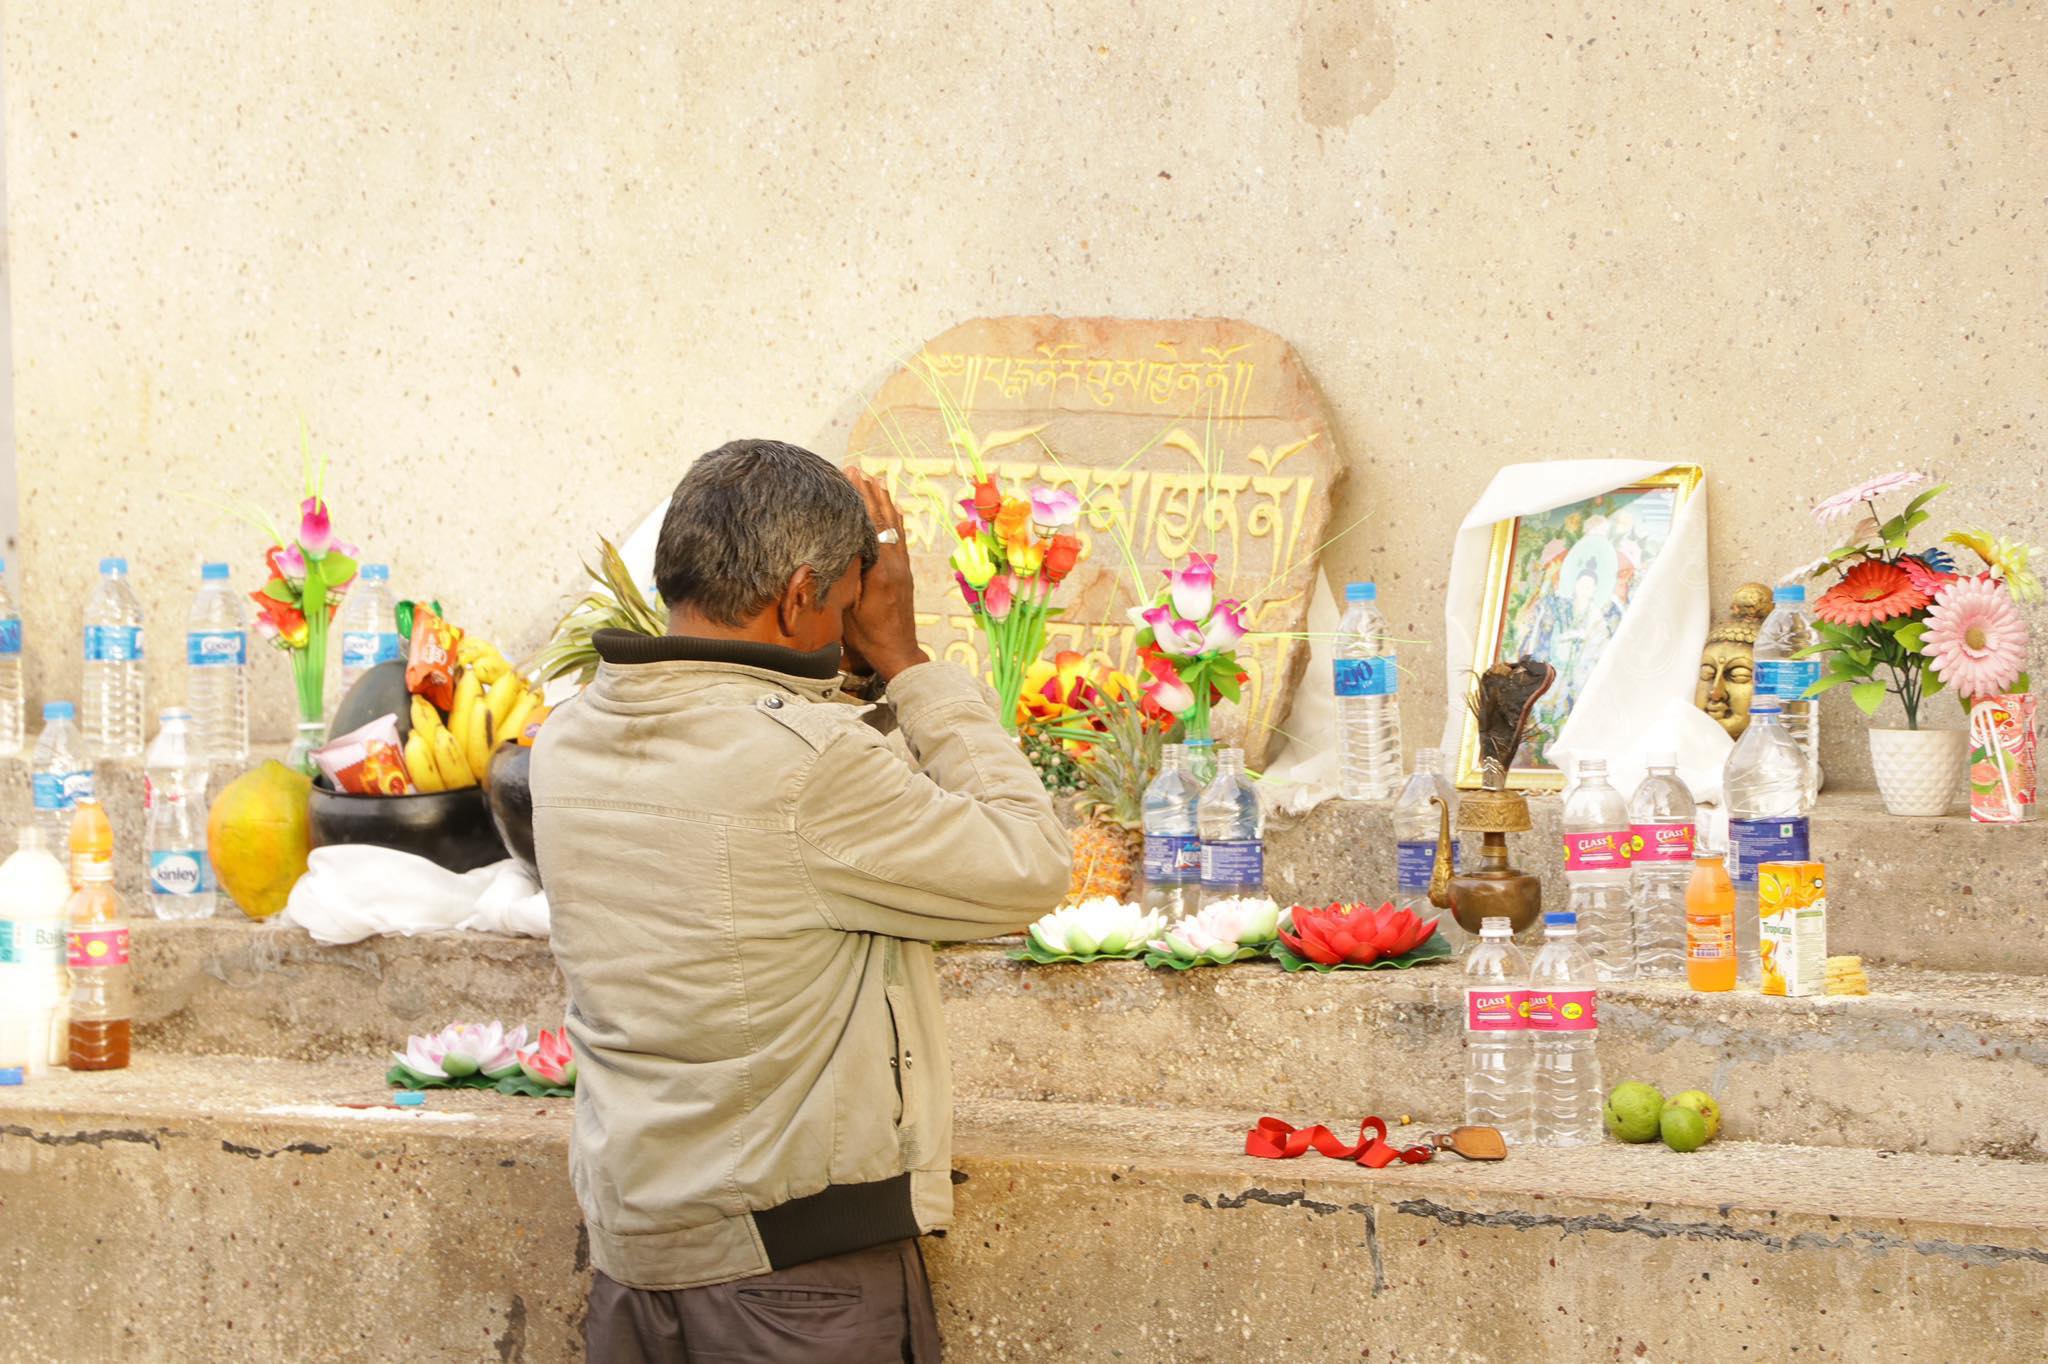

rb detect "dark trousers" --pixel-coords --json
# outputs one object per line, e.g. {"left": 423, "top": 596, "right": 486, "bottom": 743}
{"left": 585, "top": 1237, "right": 942, "bottom": 1363}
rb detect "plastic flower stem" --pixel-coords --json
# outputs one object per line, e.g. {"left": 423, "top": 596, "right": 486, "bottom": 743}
{"left": 296, "top": 559, "right": 329, "bottom": 728}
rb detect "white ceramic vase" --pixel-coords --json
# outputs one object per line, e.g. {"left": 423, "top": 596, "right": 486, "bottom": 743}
{"left": 1867, "top": 727, "right": 1968, "bottom": 817}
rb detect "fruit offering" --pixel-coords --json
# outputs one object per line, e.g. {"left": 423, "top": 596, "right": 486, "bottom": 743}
{"left": 1604, "top": 1080, "right": 1726, "bottom": 1152}
{"left": 401, "top": 627, "right": 542, "bottom": 794}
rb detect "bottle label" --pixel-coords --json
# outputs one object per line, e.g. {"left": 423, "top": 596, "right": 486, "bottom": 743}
{"left": 83, "top": 625, "right": 143, "bottom": 662}
{"left": 1628, "top": 821, "right": 1696, "bottom": 864}
{"left": 1755, "top": 659, "right": 1822, "bottom": 700}
{"left": 1686, "top": 910, "right": 1736, "bottom": 961}
{"left": 1562, "top": 830, "right": 1627, "bottom": 872}
{"left": 342, "top": 630, "right": 403, "bottom": 670}
{"left": 0, "top": 919, "right": 65, "bottom": 966}
{"left": 1142, "top": 834, "right": 1199, "bottom": 884}
{"left": 149, "top": 850, "right": 212, "bottom": 897}
{"left": 1523, "top": 988, "right": 1597, "bottom": 1031}
{"left": 0, "top": 617, "right": 20, "bottom": 656}
{"left": 1466, "top": 987, "right": 1522, "bottom": 1031}
{"left": 1730, "top": 817, "right": 1810, "bottom": 888}
{"left": 1396, "top": 838, "right": 1457, "bottom": 892}
{"left": 0, "top": 920, "right": 13, "bottom": 964}
{"left": 187, "top": 630, "right": 248, "bottom": 667}
{"left": 65, "top": 768, "right": 96, "bottom": 805}
{"left": 1333, "top": 656, "right": 1398, "bottom": 698}
{"left": 67, "top": 927, "right": 130, "bottom": 969}
{"left": 32, "top": 769, "right": 93, "bottom": 812}
{"left": 1200, "top": 840, "right": 1265, "bottom": 886}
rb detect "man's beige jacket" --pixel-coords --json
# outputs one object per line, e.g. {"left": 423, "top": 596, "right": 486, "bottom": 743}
{"left": 532, "top": 634, "right": 1070, "bottom": 1291}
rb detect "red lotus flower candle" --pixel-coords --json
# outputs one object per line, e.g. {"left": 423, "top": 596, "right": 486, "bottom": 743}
{"left": 1278, "top": 901, "right": 1439, "bottom": 967}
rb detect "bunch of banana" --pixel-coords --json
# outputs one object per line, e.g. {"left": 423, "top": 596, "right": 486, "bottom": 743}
{"left": 405, "top": 635, "right": 541, "bottom": 793}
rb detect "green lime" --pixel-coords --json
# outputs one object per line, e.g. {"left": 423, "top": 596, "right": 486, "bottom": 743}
{"left": 1602, "top": 1081, "right": 1665, "bottom": 1143}
{"left": 1660, "top": 1104, "right": 1709, "bottom": 1153}
{"left": 1668, "top": 1090, "right": 1722, "bottom": 1142}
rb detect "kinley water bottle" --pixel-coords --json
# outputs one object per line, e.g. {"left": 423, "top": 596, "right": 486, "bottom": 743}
{"left": 31, "top": 702, "right": 94, "bottom": 849}
{"left": 82, "top": 556, "right": 146, "bottom": 760}
{"left": 0, "top": 558, "right": 23, "bottom": 757}
{"left": 1334, "top": 582, "right": 1403, "bottom": 800}
{"left": 187, "top": 562, "right": 250, "bottom": 762}
{"left": 1753, "top": 584, "right": 1822, "bottom": 799}
{"left": 1627, "top": 751, "right": 1697, "bottom": 980}
{"left": 1463, "top": 916, "right": 1531, "bottom": 1142}
{"left": 144, "top": 709, "right": 216, "bottom": 921}
{"left": 334, "top": 563, "right": 402, "bottom": 701}
{"left": 1527, "top": 911, "right": 1602, "bottom": 1146}
{"left": 1141, "top": 743, "right": 1202, "bottom": 920}
{"left": 1561, "top": 756, "right": 1633, "bottom": 981}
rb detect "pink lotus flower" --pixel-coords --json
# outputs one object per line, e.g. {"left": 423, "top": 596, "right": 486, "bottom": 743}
{"left": 983, "top": 573, "right": 1017, "bottom": 621}
{"left": 1203, "top": 600, "right": 1250, "bottom": 652}
{"left": 1138, "top": 603, "right": 1207, "bottom": 655}
{"left": 1030, "top": 486, "right": 1082, "bottom": 529}
{"left": 518, "top": 1028, "right": 578, "bottom": 1088}
{"left": 1812, "top": 470, "right": 1927, "bottom": 525}
{"left": 1924, "top": 577, "right": 2028, "bottom": 700}
{"left": 392, "top": 1021, "right": 529, "bottom": 1080}
{"left": 299, "top": 497, "right": 335, "bottom": 556}
{"left": 1166, "top": 552, "right": 1218, "bottom": 624}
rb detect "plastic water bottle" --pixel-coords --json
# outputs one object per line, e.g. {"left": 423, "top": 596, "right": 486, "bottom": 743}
{"left": 1334, "top": 581, "right": 1403, "bottom": 800}
{"left": 0, "top": 559, "right": 23, "bottom": 757}
{"left": 335, "top": 563, "right": 402, "bottom": 700}
{"left": 31, "top": 702, "right": 94, "bottom": 849}
{"left": 1463, "top": 916, "right": 1531, "bottom": 1142}
{"left": 1393, "top": 747, "right": 1459, "bottom": 918}
{"left": 65, "top": 797, "right": 130, "bottom": 1070}
{"left": 1561, "top": 755, "right": 1633, "bottom": 981}
{"left": 1140, "top": 743, "right": 1202, "bottom": 919}
{"left": 0, "top": 827, "right": 74, "bottom": 1077}
{"left": 1528, "top": 911, "right": 1602, "bottom": 1146}
{"left": 82, "top": 556, "right": 145, "bottom": 760}
{"left": 1197, "top": 747, "right": 1264, "bottom": 906}
{"left": 1724, "top": 703, "right": 1812, "bottom": 985}
{"left": 143, "top": 709, "right": 216, "bottom": 921}
{"left": 1753, "top": 584, "right": 1822, "bottom": 799}
{"left": 187, "top": 562, "right": 249, "bottom": 762}
{"left": 1627, "top": 752, "right": 1697, "bottom": 981}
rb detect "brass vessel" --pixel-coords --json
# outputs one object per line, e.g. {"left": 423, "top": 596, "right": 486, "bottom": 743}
{"left": 1426, "top": 792, "right": 1542, "bottom": 935}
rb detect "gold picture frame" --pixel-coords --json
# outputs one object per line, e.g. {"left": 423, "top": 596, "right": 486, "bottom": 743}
{"left": 1455, "top": 464, "right": 1705, "bottom": 790}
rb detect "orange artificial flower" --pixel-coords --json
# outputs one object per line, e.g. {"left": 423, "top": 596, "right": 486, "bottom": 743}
{"left": 992, "top": 497, "right": 1033, "bottom": 553}
{"left": 1043, "top": 532, "right": 1082, "bottom": 584}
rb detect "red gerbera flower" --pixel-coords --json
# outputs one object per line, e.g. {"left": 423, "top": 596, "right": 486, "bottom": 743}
{"left": 1813, "top": 560, "right": 1931, "bottom": 627}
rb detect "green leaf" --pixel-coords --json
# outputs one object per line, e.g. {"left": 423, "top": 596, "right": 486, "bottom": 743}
{"left": 1141, "top": 944, "right": 1269, "bottom": 971}
{"left": 1894, "top": 621, "right": 1928, "bottom": 652}
{"left": 1851, "top": 681, "right": 1888, "bottom": 715}
{"left": 1805, "top": 672, "right": 1857, "bottom": 697}
{"left": 1005, "top": 942, "right": 1149, "bottom": 966}
{"left": 1211, "top": 668, "right": 1243, "bottom": 704}
{"left": 2015, "top": 672, "right": 2032, "bottom": 694}
{"left": 1923, "top": 669, "right": 1947, "bottom": 698}
{"left": 492, "top": 1073, "right": 576, "bottom": 1099}
{"left": 1901, "top": 483, "right": 1949, "bottom": 518}
{"left": 318, "top": 553, "right": 359, "bottom": 587}
{"left": 261, "top": 579, "right": 297, "bottom": 604}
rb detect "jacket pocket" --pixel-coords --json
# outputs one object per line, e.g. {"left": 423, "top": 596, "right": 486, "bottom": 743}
{"left": 884, "top": 984, "right": 916, "bottom": 1134}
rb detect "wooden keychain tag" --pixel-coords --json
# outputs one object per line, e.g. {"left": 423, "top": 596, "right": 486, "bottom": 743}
{"left": 1429, "top": 1126, "right": 1508, "bottom": 1160}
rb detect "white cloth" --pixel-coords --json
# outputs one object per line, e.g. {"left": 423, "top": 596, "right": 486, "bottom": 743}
{"left": 282, "top": 846, "right": 550, "bottom": 944}
{"left": 1254, "top": 569, "right": 1346, "bottom": 816}
{"left": 1436, "top": 460, "right": 1731, "bottom": 804}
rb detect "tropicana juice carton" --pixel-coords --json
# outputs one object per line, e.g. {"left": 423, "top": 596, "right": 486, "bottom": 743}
{"left": 1758, "top": 861, "right": 1827, "bottom": 998}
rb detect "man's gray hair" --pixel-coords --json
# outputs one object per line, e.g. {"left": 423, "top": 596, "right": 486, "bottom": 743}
{"left": 653, "top": 440, "right": 877, "bottom": 626}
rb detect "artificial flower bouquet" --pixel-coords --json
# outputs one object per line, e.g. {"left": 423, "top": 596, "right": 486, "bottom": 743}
{"left": 388, "top": 1021, "right": 578, "bottom": 1098}
{"left": 951, "top": 480, "right": 1085, "bottom": 732}
{"left": 1128, "top": 552, "right": 1250, "bottom": 743}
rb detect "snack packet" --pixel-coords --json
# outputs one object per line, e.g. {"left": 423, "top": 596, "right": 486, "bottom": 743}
{"left": 314, "top": 715, "right": 418, "bottom": 796}
{"left": 406, "top": 605, "right": 460, "bottom": 711}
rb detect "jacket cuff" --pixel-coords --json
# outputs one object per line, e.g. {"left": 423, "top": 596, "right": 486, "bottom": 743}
{"left": 885, "top": 660, "right": 997, "bottom": 729}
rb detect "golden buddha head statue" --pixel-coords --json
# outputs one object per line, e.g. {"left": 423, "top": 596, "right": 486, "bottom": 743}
{"left": 1697, "top": 582, "right": 1773, "bottom": 739}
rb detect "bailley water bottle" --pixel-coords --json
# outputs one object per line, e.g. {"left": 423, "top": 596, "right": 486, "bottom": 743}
{"left": 1724, "top": 704, "right": 1812, "bottom": 984}
{"left": 31, "top": 702, "right": 94, "bottom": 849}
{"left": 1463, "top": 916, "right": 1531, "bottom": 1142}
{"left": 1197, "top": 747, "right": 1264, "bottom": 907}
{"left": 1334, "top": 582, "right": 1403, "bottom": 800}
{"left": 0, "top": 559, "right": 22, "bottom": 757}
{"left": 82, "top": 557, "right": 145, "bottom": 760}
{"left": 1528, "top": 911, "right": 1603, "bottom": 1146}
{"left": 1393, "top": 747, "right": 1458, "bottom": 917}
{"left": 335, "top": 563, "right": 402, "bottom": 700}
{"left": 1626, "top": 752, "right": 1697, "bottom": 980}
{"left": 187, "top": 563, "right": 249, "bottom": 762}
{"left": 1754, "top": 584, "right": 1822, "bottom": 799}
{"left": 143, "top": 709, "right": 215, "bottom": 921}
{"left": 1140, "top": 743, "right": 1202, "bottom": 919}
{"left": 1561, "top": 756, "right": 1634, "bottom": 981}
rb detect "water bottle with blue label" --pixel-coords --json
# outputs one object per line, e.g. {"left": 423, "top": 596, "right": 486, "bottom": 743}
{"left": 30, "top": 702, "right": 93, "bottom": 849}
{"left": 1724, "top": 703, "right": 1813, "bottom": 984}
{"left": 1197, "top": 747, "right": 1264, "bottom": 907}
{"left": 1334, "top": 581, "right": 1403, "bottom": 799}
{"left": 1393, "top": 747, "right": 1459, "bottom": 920}
{"left": 1752, "top": 584, "right": 1822, "bottom": 800}
{"left": 1140, "top": 743, "right": 1202, "bottom": 919}
{"left": 82, "top": 556, "right": 145, "bottom": 760}
{"left": 143, "top": 709, "right": 214, "bottom": 920}
{"left": 187, "top": 562, "right": 249, "bottom": 762}
{"left": 0, "top": 558, "right": 22, "bottom": 757}
{"left": 334, "top": 563, "right": 402, "bottom": 703}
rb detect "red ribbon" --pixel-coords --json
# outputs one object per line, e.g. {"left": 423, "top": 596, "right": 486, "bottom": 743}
{"left": 1246, "top": 1116, "right": 1435, "bottom": 1168}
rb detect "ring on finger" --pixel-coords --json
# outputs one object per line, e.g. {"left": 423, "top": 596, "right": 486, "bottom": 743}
{"left": 876, "top": 528, "right": 901, "bottom": 545}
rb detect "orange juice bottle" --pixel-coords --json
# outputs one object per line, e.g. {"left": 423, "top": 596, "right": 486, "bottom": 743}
{"left": 1685, "top": 851, "right": 1737, "bottom": 992}
{"left": 64, "top": 799, "right": 130, "bottom": 1070}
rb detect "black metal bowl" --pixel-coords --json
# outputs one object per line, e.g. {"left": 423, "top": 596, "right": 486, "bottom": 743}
{"left": 486, "top": 743, "right": 538, "bottom": 879}
{"left": 307, "top": 780, "right": 509, "bottom": 874}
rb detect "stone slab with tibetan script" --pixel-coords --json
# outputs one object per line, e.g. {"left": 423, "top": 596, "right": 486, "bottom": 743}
{"left": 846, "top": 316, "right": 1343, "bottom": 765}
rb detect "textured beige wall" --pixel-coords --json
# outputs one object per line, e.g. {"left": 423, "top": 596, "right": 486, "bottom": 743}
{"left": 5, "top": 1, "right": 2042, "bottom": 783}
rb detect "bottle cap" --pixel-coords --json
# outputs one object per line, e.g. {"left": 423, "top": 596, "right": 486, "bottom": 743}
{"left": 394, "top": 1090, "right": 426, "bottom": 1108}
{"left": 1773, "top": 584, "right": 1806, "bottom": 604}
{"left": 1544, "top": 911, "right": 1577, "bottom": 926}
{"left": 1184, "top": 737, "right": 1215, "bottom": 749}
{"left": 159, "top": 707, "right": 193, "bottom": 724}
{"left": 99, "top": 557, "right": 128, "bottom": 576}
{"left": 1645, "top": 749, "right": 1678, "bottom": 767}
{"left": 0, "top": 1067, "right": 22, "bottom": 1087}
{"left": 1752, "top": 702, "right": 1783, "bottom": 715}
{"left": 1344, "top": 581, "right": 1378, "bottom": 603}
{"left": 1479, "top": 916, "right": 1513, "bottom": 934}
{"left": 361, "top": 563, "right": 390, "bottom": 583}
{"left": 43, "top": 701, "right": 74, "bottom": 721}
{"left": 201, "top": 562, "right": 230, "bottom": 581}
{"left": 0, "top": 557, "right": 7, "bottom": 574}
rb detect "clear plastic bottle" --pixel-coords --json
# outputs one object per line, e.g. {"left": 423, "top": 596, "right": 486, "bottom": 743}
{"left": 1140, "top": 743, "right": 1202, "bottom": 919}
{"left": 143, "top": 708, "right": 216, "bottom": 921}
{"left": 0, "top": 558, "right": 23, "bottom": 757}
{"left": 0, "top": 827, "right": 74, "bottom": 1077}
{"left": 1196, "top": 747, "right": 1264, "bottom": 906}
{"left": 1561, "top": 755, "right": 1634, "bottom": 981}
{"left": 1334, "top": 581, "right": 1403, "bottom": 800}
{"left": 1723, "top": 704, "right": 1813, "bottom": 985}
{"left": 186, "top": 562, "right": 249, "bottom": 762}
{"left": 1753, "top": 584, "right": 1822, "bottom": 800}
{"left": 334, "top": 563, "right": 402, "bottom": 702}
{"left": 30, "top": 702, "right": 94, "bottom": 850}
{"left": 1527, "top": 911, "right": 1602, "bottom": 1146}
{"left": 1626, "top": 751, "right": 1697, "bottom": 981}
{"left": 65, "top": 798, "right": 130, "bottom": 1071}
{"left": 1393, "top": 747, "right": 1459, "bottom": 918}
{"left": 1463, "top": 916, "right": 1531, "bottom": 1142}
{"left": 82, "top": 556, "right": 145, "bottom": 760}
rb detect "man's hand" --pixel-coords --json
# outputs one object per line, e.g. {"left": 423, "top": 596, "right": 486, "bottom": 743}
{"left": 843, "top": 467, "right": 929, "bottom": 683}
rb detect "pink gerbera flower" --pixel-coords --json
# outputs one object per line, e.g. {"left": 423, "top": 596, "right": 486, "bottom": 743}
{"left": 1898, "top": 555, "right": 1958, "bottom": 598}
{"left": 1923, "top": 578, "right": 2028, "bottom": 700}
{"left": 1811, "top": 470, "right": 1927, "bottom": 526}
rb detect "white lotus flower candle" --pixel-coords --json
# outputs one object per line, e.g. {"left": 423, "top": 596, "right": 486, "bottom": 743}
{"left": 1148, "top": 897, "right": 1281, "bottom": 965}
{"left": 1027, "top": 898, "right": 1165, "bottom": 958}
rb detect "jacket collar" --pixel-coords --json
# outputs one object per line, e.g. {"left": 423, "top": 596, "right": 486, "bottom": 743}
{"left": 592, "top": 629, "right": 842, "bottom": 679}
{"left": 587, "top": 629, "right": 846, "bottom": 709}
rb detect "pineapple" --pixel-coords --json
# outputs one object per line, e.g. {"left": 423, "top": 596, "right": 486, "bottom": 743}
{"left": 528, "top": 537, "right": 667, "bottom": 686}
{"left": 1020, "top": 719, "right": 1083, "bottom": 795}
{"left": 1062, "top": 690, "right": 1164, "bottom": 904}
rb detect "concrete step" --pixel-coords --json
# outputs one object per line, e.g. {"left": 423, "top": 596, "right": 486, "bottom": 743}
{"left": 2, "top": 1062, "right": 2043, "bottom": 1362}
{"left": 1269, "top": 789, "right": 2048, "bottom": 974}
{"left": 131, "top": 924, "right": 2048, "bottom": 1158}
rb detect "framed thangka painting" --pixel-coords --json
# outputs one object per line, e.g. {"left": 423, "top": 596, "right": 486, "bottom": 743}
{"left": 1456, "top": 466, "right": 1704, "bottom": 789}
